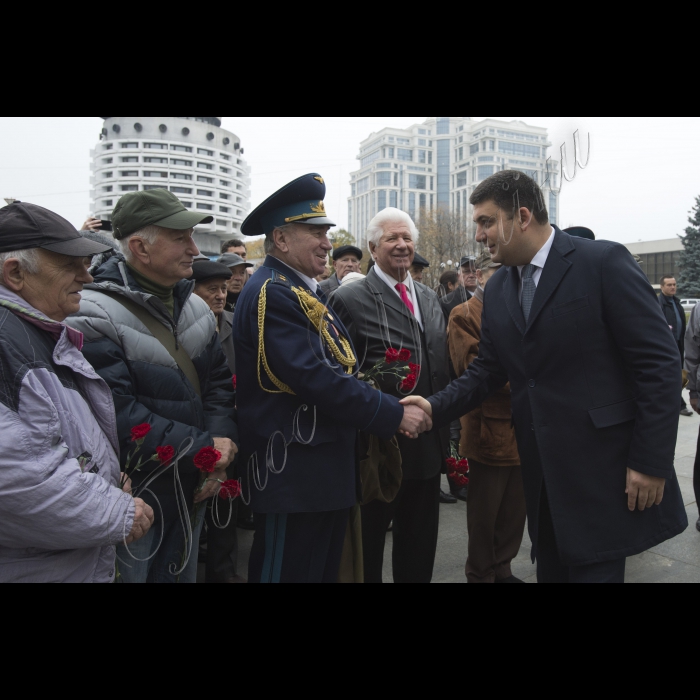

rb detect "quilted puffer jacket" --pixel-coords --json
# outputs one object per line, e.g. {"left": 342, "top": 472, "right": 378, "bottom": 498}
{"left": 66, "top": 255, "right": 237, "bottom": 514}
{"left": 0, "top": 286, "right": 135, "bottom": 583}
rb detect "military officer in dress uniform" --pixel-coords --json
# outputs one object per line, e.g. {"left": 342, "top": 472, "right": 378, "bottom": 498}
{"left": 234, "top": 174, "right": 432, "bottom": 584}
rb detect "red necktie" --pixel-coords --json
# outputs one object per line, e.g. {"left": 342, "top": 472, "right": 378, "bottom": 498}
{"left": 396, "top": 283, "right": 415, "bottom": 316}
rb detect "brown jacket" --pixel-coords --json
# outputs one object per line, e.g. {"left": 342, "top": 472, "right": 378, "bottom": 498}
{"left": 448, "top": 291, "right": 520, "bottom": 467}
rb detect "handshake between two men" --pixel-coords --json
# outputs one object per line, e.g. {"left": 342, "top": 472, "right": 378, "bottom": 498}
{"left": 398, "top": 396, "right": 434, "bottom": 440}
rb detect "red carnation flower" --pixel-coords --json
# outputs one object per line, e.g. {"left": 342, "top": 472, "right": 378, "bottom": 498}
{"left": 131, "top": 424, "right": 152, "bottom": 443}
{"left": 401, "top": 374, "right": 417, "bottom": 391}
{"left": 232, "top": 375, "right": 237, "bottom": 391}
{"left": 398, "top": 349, "right": 411, "bottom": 362}
{"left": 456, "top": 459, "right": 470, "bottom": 474}
{"left": 446, "top": 458, "right": 458, "bottom": 469}
{"left": 194, "top": 446, "right": 222, "bottom": 473}
{"left": 156, "top": 446, "right": 176, "bottom": 464}
{"left": 455, "top": 475, "right": 470, "bottom": 488}
{"left": 385, "top": 348, "right": 400, "bottom": 364}
{"left": 409, "top": 363, "right": 421, "bottom": 374}
{"left": 219, "top": 480, "right": 242, "bottom": 500}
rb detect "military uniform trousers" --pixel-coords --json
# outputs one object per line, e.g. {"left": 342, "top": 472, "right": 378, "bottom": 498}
{"left": 465, "top": 461, "right": 527, "bottom": 584}
{"left": 248, "top": 509, "right": 350, "bottom": 584}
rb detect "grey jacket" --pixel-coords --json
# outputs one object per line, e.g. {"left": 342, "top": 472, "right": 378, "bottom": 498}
{"left": 0, "top": 286, "right": 134, "bottom": 583}
{"left": 319, "top": 273, "right": 341, "bottom": 296}
{"left": 685, "top": 305, "right": 700, "bottom": 399}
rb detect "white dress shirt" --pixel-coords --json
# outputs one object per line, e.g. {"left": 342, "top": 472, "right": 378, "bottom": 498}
{"left": 275, "top": 258, "right": 319, "bottom": 294}
{"left": 517, "top": 228, "right": 556, "bottom": 302}
{"left": 373, "top": 264, "right": 424, "bottom": 330}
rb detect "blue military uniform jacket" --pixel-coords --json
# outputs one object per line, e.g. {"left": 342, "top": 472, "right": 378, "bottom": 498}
{"left": 233, "top": 256, "right": 404, "bottom": 514}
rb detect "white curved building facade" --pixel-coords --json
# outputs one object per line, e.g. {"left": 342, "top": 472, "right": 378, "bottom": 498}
{"left": 90, "top": 117, "right": 251, "bottom": 255}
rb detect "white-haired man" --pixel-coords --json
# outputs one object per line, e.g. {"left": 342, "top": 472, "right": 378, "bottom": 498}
{"left": 332, "top": 208, "right": 452, "bottom": 584}
{"left": 67, "top": 189, "right": 238, "bottom": 584}
{"left": 0, "top": 202, "right": 154, "bottom": 583}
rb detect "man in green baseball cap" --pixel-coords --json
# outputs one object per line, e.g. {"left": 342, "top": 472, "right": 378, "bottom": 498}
{"left": 67, "top": 188, "right": 238, "bottom": 585}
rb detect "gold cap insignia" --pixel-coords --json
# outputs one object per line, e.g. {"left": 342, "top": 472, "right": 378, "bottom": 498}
{"left": 314, "top": 176, "right": 324, "bottom": 184}
{"left": 310, "top": 201, "right": 326, "bottom": 214}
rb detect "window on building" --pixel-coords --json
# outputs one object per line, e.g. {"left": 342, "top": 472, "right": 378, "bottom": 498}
{"left": 457, "top": 171, "right": 467, "bottom": 188}
{"left": 409, "top": 192, "right": 416, "bottom": 219}
{"left": 378, "top": 191, "right": 387, "bottom": 211}
{"left": 143, "top": 185, "right": 166, "bottom": 191}
{"left": 181, "top": 201, "right": 193, "bottom": 207}
{"left": 397, "top": 138, "right": 411, "bottom": 145}
{"left": 171, "top": 145, "right": 192, "bottom": 153}
{"left": 103, "top": 199, "right": 113, "bottom": 207}
{"left": 436, "top": 118, "right": 450, "bottom": 135}
{"left": 143, "top": 171, "right": 167, "bottom": 178}
{"left": 499, "top": 142, "right": 541, "bottom": 158}
{"left": 397, "top": 148, "right": 413, "bottom": 162}
{"left": 362, "top": 150, "right": 381, "bottom": 168}
{"left": 220, "top": 206, "right": 230, "bottom": 213}
{"left": 121, "top": 185, "right": 138, "bottom": 192}
{"left": 197, "top": 204, "right": 214, "bottom": 211}
{"left": 390, "top": 191, "right": 398, "bottom": 208}
{"left": 198, "top": 148, "right": 214, "bottom": 156}
{"left": 103, "top": 172, "right": 113, "bottom": 178}
{"left": 197, "top": 176, "right": 214, "bottom": 183}
{"left": 171, "top": 159, "right": 192, "bottom": 167}
{"left": 387, "top": 148, "right": 395, "bottom": 158}
{"left": 376, "top": 172, "right": 392, "bottom": 186}
{"left": 144, "top": 157, "right": 167, "bottom": 164}
{"left": 419, "top": 193, "right": 427, "bottom": 212}
{"left": 549, "top": 192, "right": 557, "bottom": 225}
{"left": 409, "top": 175, "right": 427, "bottom": 190}
{"left": 103, "top": 158, "right": 113, "bottom": 165}
{"left": 171, "top": 187, "right": 192, "bottom": 194}
{"left": 197, "top": 189, "right": 214, "bottom": 197}
{"left": 477, "top": 166, "right": 495, "bottom": 181}
{"left": 121, "top": 171, "right": 138, "bottom": 177}
{"left": 144, "top": 143, "right": 168, "bottom": 150}
{"left": 220, "top": 154, "right": 231, "bottom": 161}
{"left": 220, "top": 167, "right": 230, "bottom": 174}
{"left": 418, "top": 150, "right": 427, "bottom": 164}
{"left": 470, "top": 144, "right": 480, "bottom": 155}
{"left": 103, "top": 144, "right": 113, "bottom": 150}
{"left": 220, "top": 180, "right": 231, "bottom": 187}
{"left": 357, "top": 177, "right": 370, "bottom": 195}
{"left": 121, "top": 143, "right": 138, "bottom": 149}
{"left": 220, "top": 193, "right": 231, "bottom": 200}
{"left": 102, "top": 186, "right": 113, "bottom": 192}
{"left": 121, "top": 157, "right": 138, "bottom": 163}
{"left": 198, "top": 163, "right": 214, "bottom": 170}
{"left": 171, "top": 173, "right": 192, "bottom": 180}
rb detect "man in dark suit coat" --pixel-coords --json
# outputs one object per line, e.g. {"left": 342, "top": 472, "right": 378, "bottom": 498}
{"left": 320, "top": 245, "right": 363, "bottom": 296}
{"left": 332, "top": 208, "right": 451, "bottom": 584}
{"left": 234, "top": 174, "right": 431, "bottom": 584}
{"left": 404, "top": 171, "right": 688, "bottom": 583}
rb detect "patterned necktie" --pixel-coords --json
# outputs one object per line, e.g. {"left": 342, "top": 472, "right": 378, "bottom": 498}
{"left": 396, "top": 283, "right": 415, "bottom": 316}
{"left": 521, "top": 264, "right": 537, "bottom": 322}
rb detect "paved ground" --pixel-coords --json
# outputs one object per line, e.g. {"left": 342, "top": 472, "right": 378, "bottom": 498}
{"left": 226, "top": 391, "right": 700, "bottom": 583}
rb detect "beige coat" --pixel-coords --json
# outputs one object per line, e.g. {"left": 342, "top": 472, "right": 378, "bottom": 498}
{"left": 448, "top": 293, "right": 520, "bottom": 467}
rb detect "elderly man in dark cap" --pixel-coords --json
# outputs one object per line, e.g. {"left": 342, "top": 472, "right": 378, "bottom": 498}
{"left": 0, "top": 202, "right": 154, "bottom": 582}
{"left": 234, "top": 174, "right": 431, "bottom": 584}
{"left": 320, "top": 245, "right": 363, "bottom": 295}
{"left": 410, "top": 253, "right": 430, "bottom": 284}
{"left": 218, "top": 253, "right": 253, "bottom": 314}
{"left": 67, "top": 189, "right": 238, "bottom": 584}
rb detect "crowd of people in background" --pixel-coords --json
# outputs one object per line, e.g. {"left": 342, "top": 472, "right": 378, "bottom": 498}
{"left": 0, "top": 167, "right": 697, "bottom": 584}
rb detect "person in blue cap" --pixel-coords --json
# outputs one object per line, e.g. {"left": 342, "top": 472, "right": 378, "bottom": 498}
{"left": 234, "top": 173, "right": 432, "bottom": 583}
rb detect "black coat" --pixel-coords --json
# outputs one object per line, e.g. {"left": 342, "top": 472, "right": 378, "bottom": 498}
{"left": 333, "top": 268, "right": 451, "bottom": 480}
{"left": 659, "top": 293, "right": 686, "bottom": 356}
{"left": 319, "top": 273, "right": 341, "bottom": 296}
{"left": 428, "top": 230, "right": 688, "bottom": 566}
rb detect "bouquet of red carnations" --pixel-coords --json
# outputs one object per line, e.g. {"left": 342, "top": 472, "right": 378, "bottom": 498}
{"left": 360, "top": 347, "right": 421, "bottom": 392}
{"left": 446, "top": 442, "right": 470, "bottom": 489}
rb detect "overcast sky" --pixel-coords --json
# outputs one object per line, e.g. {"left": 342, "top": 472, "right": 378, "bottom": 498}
{"left": 1, "top": 117, "right": 698, "bottom": 244}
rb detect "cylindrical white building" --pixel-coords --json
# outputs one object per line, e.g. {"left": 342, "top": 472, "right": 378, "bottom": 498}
{"left": 90, "top": 117, "right": 251, "bottom": 255}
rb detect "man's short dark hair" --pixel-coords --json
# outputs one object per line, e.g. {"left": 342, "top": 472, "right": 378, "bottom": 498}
{"left": 660, "top": 275, "right": 676, "bottom": 287}
{"left": 470, "top": 170, "right": 550, "bottom": 226}
{"left": 221, "top": 239, "right": 246, "bottom": 254}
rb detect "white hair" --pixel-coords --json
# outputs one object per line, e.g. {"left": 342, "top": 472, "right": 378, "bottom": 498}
{"left": 367, "top": 208, "right": 419, "bottom": 252}
{"left": 0, "top": 248, "right": 41, "bottom": 284}
{"left": 119, "top": 225, "right": 164, "bottom": 260}
{"left": 264, "top": 223, "right": 299, "bottom": 255}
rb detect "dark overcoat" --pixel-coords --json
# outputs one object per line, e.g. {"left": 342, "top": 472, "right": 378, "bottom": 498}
{"left": 319, "top": 273, "right": 341, "bottom": 296}
{"left": 428, "top": 230, "right": 688, "bottom": 566}
{"left": 233, "top": 256, "right": 404, "bottom": 514}
{"left": 332, "top": 268, "right": 451, "bottom": 480}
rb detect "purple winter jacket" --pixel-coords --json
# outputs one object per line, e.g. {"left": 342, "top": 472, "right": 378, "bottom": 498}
{"left": 0, "top": 286, "right": 135, "bottom": 583}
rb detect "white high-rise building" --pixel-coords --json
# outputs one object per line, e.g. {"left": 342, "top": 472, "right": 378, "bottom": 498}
{"left": 91, "top": 117, "right": 251, "bottom": 255}
{"left": 349, "top": 116, "right": 560, "bottom": 249}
